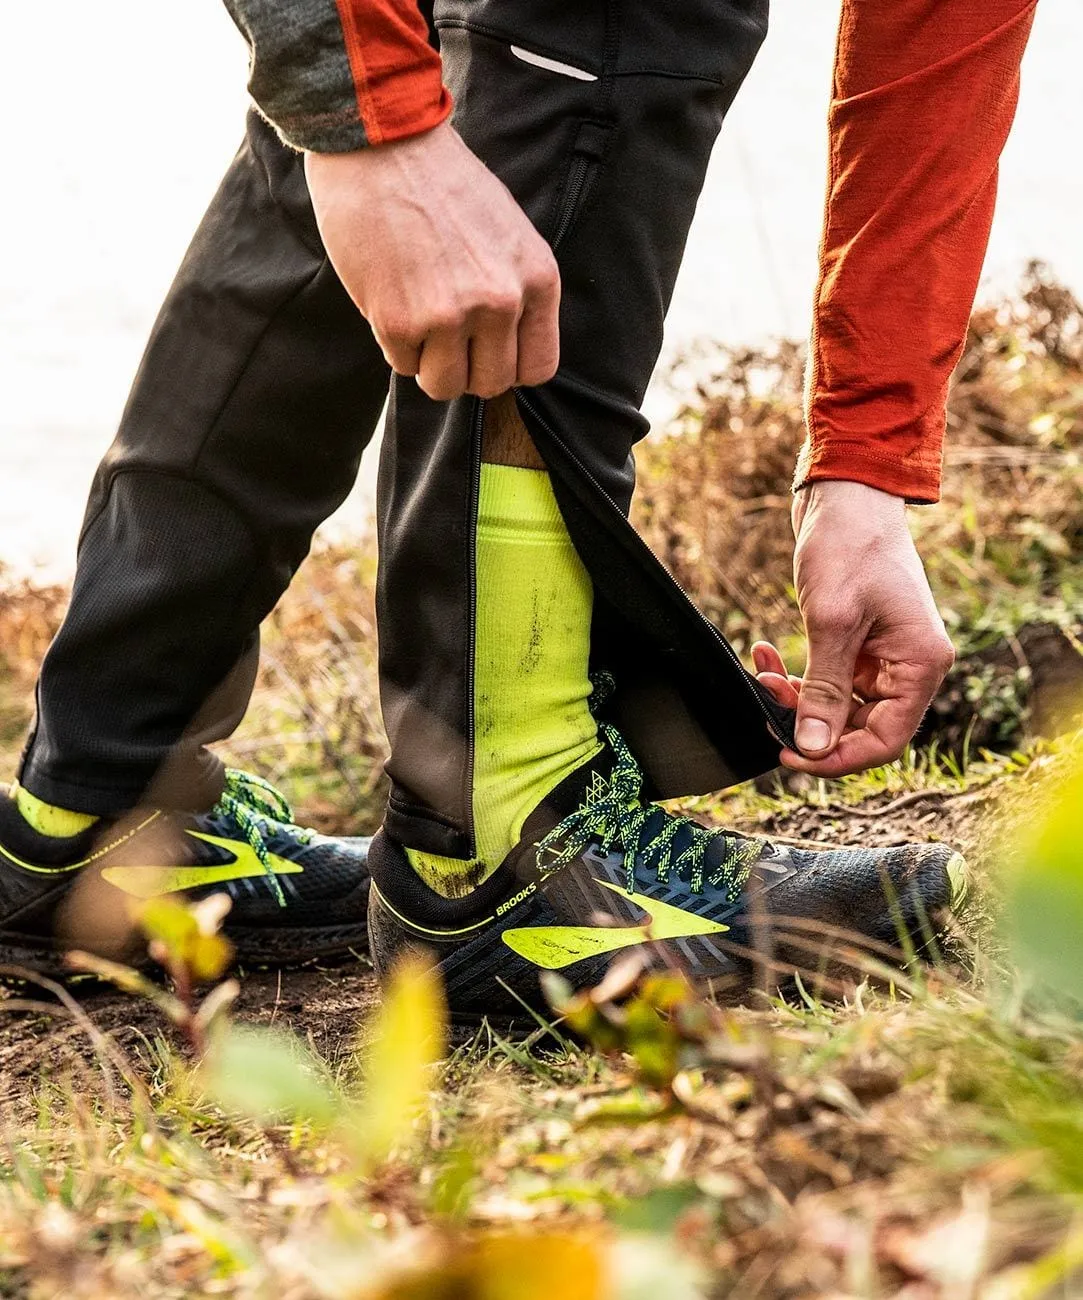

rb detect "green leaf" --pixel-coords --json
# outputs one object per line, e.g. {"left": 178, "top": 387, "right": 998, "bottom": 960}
{"left": 429, "top": 1141, "right": 479, "bottom": 1221}
{"left": 611, "top": 1184, "right": 704, "bottom": 1234}
{"left": 1005, "top": 764, "right": 1083, "bottom": 1000}
{"left": 203, "top": 1024, "right": 340, "bottom": 1126}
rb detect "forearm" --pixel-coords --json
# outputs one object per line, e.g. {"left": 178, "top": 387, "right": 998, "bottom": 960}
{"left": 798, "top": 0, "right": 1037, "bottom": 504}
{"left": 223, "top": 0, "right": 450, "bottom": 152}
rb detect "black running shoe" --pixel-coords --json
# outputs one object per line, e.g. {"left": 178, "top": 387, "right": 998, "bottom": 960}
{"left": 368, "top": 724, "right": 967, "bottom": 1024}
{"left": 0, "top": 770, "right": 373, "bottom": 974}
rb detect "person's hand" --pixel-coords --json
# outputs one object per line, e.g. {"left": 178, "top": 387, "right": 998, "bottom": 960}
{"left": 305, "top": 123, "right": 561, "bottom": 401}
{"left": 752, "top": 480, "right": 955, "bottom": 777}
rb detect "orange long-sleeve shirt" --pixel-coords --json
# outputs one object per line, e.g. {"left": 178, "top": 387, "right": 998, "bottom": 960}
{"left": 797, "top": 0, "right": 1037, "bottom": 502}
{"left": 227, "top": 0, "right": 1036, "bottom": 503}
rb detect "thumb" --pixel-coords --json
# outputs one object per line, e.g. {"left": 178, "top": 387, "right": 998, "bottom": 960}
{"left": 795, "top": 617, "right": 863, "bottom": 756}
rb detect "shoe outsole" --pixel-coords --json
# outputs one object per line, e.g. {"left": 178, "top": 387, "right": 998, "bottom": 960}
{"left": 0, "top": 925, "right": 372, "bottom": 983}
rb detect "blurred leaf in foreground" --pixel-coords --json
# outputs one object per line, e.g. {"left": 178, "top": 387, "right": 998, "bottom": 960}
{"left": 1005, "top": 757, "right": 1083, "bottom": 1001}
{"left": 203, "top": 1024, "right": 340, "bottom": 1127}
{"left": 353, "top": 952, "right": 447, "bottom": 1166}
{"left": 140, "top": 893, "right": 235, "bottom": 984}
{"left": 611, "top": 1232, "right": 707, "bottom": 1300}
{"left": 361, "top": 1230, "right": 609, "bottom": 1300}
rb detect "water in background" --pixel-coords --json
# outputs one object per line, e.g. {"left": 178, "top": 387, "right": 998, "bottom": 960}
{"left": 2, "top": 0, "right": 1080, "bottom": 577}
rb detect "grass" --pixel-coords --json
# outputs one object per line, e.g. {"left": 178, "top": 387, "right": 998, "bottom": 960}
{"left": 0, "top": 733, "right": 1079, "bottom": 1298}
{"left": 0, "top": 270, "right": 1081, "bottom": 1297}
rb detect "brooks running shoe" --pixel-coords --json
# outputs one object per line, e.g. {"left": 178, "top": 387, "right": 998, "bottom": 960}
{"left": 368, "top": 723, "right": 967, "bottom": 1023}
{"left": 0, "top": 769, "right": 372, "bottom": 974}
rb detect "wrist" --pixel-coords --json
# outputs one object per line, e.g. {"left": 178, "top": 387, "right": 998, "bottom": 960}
{"left": 305, "top": 121, "right": 452, "bottom": 169}
{"left": 793, "top": 478, "right": 906, "bottom": 536}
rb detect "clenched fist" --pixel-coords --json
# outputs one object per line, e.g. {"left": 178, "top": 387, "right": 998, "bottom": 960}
{"left": 305, "top": 123, "right": 561, "bottom": 401}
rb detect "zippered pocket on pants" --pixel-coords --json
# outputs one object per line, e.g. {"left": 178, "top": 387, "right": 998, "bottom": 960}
{"left": 551, "top": 119, "right": 615, "bottom": 251}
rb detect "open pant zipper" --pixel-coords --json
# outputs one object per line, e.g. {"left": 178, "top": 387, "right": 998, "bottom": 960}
{"left": 459, "top": 162, "right": 791, "bottom": 857}
{"left": 513, "top": 389, "right": 790, "bottom": 751}
{"left": 460, "top": 385, "right": 789, "bottom": 856}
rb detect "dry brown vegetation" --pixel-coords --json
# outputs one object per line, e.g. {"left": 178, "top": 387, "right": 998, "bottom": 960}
{"left": 634, "top": 262, "right": 1083, "bottom": 755}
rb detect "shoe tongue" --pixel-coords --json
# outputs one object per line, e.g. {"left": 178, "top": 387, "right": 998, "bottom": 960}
{"left": 519, "top": 746, "right": 618, "bottom": 846}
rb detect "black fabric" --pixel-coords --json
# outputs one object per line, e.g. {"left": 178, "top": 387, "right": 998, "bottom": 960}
{"left": 368, "top": 745, "right": 617, "bottom": 928}
{"left": 22, "top": 0, "right": 796, "bottom": 852}
{"left": 0, "top": 797, "right": 98, "bottom": 868}
{"left": 19, "top": 113, "right": 391, "bottom": 815}
{"left": 378, "top": 0, "right": 793, "bottom": 857}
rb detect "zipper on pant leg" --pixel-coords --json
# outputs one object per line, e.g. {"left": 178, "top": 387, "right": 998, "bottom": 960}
{"left": 463, "top": 396, "right": 486, "bottom": 858}
{"left": 552, "top": 154, "right": 593, "bottom": 250}
{"left": 514, "top": 389, "right": 791, "bottom": 748}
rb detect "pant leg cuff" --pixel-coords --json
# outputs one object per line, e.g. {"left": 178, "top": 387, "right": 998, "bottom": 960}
{"left": 17, "top": 752, "right": 227, "bottom": 819}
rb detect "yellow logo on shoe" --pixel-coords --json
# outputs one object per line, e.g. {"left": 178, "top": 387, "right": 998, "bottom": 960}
{"left": 501, "top": 879, "right": 729, "bottom": 970}
{"left": 100, "top": 831, "right": 302, "bottom": 900}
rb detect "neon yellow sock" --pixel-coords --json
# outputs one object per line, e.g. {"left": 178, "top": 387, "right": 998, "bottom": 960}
{"left": 13, "top": 781, "right": 99, "bottom": 838}
{"left": 408, "top": 464, "right": 601, "bottom": 898}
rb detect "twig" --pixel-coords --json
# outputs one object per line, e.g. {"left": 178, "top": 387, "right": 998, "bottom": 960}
{"left": 0, "top": 966, "right": 157, "bottom": 1124}
{"left": 840, "top": 779, "right": 1004, "bottom": 819}
{"left": 764, "top": 833, "right": 846, "bottom": 852}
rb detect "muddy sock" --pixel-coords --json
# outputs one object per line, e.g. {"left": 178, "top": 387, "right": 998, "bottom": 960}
{"left": 407, "top": 461, "right": 600, "bottom": 898}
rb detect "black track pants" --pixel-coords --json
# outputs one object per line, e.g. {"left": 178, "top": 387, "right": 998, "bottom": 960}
{"left": 20, "top": 0, "right": 794, "bottom": 829}
{"left": 19, "top": 115, "right": 391, "bottom": 815}
{"left": 380, "top": 0, "right": 793, "bottom": 857}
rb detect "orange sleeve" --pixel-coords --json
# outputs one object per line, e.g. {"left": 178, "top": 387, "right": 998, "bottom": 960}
{"left": 796, "top": 0, "right": 1037, "bottom": 504}
{"left": 224, "top": 0, "right": 451, "bottom": 153}
{"left": 334, "top": 0, "right": 451, "bottom": 147}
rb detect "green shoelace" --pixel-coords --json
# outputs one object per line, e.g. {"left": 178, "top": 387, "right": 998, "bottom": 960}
{"left": 211, "top": 769, "right": 313, "bottom": 908}
{"left": 535, "top": 721, "right": 764, "bottom": 895}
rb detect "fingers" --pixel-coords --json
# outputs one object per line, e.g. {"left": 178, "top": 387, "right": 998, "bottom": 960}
{"left": 780, "top": 655, "right": 951, "bottom": 777}
{"left": 416, "top": 327, "right": 470, "bottom": 401}
{"left": 752, "top": 642, "right": 801, "bottom": 710}
{"left": 468, "top": 309, "right": 521, "bottom": 398}
{"left": 794, "top": 608, "right": 866, "bottom": 758}
{"left": 751, "top": 642, "right": 787, "bottom": 678}
{"left": 516, "top": 265, "right": 561, "bottom": 387}
{"left": 408, "top": 261, "right": 560, "bottom": 402}
{"left": 779, "top": 698, "right": 910, "bottom": 777}
{"left": 756, "top": 672, "right": 800, "bottom": 709}
{"left": 379, "top": 337, "right": 422, "bottom": 380}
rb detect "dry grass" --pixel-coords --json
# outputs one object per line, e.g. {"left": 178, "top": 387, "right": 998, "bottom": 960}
{"left": 634, "top": 262, "right": 1082, "bottom": 662}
